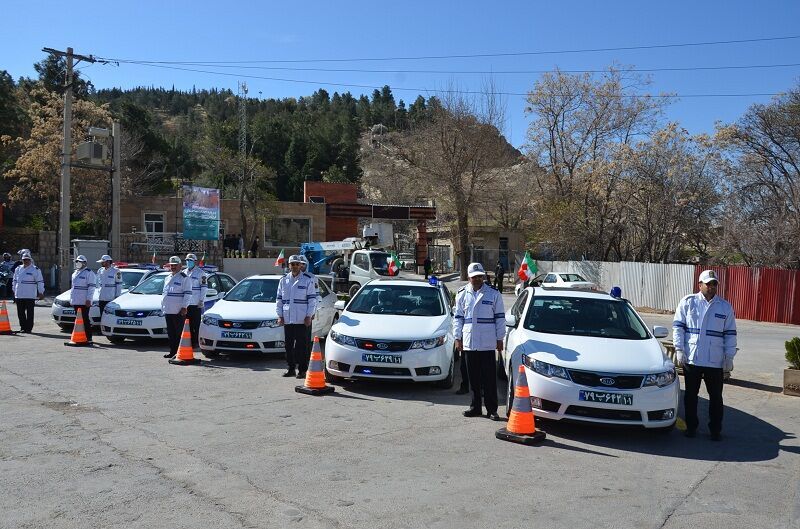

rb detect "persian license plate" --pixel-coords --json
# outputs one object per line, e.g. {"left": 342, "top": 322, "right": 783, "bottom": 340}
{"left": 579, "top": 390, "right": 633, "bottom": 406}
{"left": 221, "top": 331, "right": 252, "bottom": 339}
{"left": 62, "top": 309, "right": 75, "bottom": 315}
{"left": 362, "top": 353, "right": 402, "bottom": 364}
{"left": 116, "top": 318, "right": 142, "bottom": 326}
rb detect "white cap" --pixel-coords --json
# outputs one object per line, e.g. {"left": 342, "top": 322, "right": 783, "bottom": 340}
{"left": 21, "top": 252, "right": 32, "bottom": 260}
{"left": 288, "top": 254, "right": 303, "bottom": 264}
{"left": 298, "top": 255, "right": 309, "bottom": 264}
{"left": 185, "top": 253, "right": 197, "bottom": 261}
{"left": 168, "top": 255, "right": 182, "bottom": 265}
{"left": 467, "top": 262, "right": 486, "bottom": 278}
{"left": 698, "top": 270, "right": 719, "bottom": 284}
{"left": 75, "top": 255, "right": 87, "bottom": 263}
{"left": 97, "top": 254, "right": 112, "bottom": 263}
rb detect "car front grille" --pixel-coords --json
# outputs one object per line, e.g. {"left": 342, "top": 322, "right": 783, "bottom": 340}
{"left": 353, "top": 365, "right": 412, "bottom": 376}
{"left": 565, "top": 405, "right": 642, "bottom": 422}
{"left": 568, "top": 370, "right": 644, "bottom": 390}
{"left": 219, "top": 320, "right": 261, "bottom": 330}
{"left": 217, "top": 341, "right": 261, "bottom": 349}
{"left": 355, "top": 339, "right": 411, "bottom": 352}
{"left": 113, "top": 328, "right": 149, "bottom": 335}
{"left": 115, "top": 310, "right": 148, "bottom": 318}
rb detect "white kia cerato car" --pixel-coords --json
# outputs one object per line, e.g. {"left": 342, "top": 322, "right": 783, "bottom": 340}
{"left": 502, "top": 285, "right": 678, "bottom": 430}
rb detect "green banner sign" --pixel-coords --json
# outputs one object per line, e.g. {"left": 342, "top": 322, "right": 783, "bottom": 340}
{"left": 183, "top": 185, "right": 220, "bottom": 240}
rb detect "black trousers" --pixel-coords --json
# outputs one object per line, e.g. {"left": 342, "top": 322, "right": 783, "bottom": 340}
{"left": 466, "top": 349, "right": 498, "bottom": 414}
{"left": 98, "top": 300, "right": 109, "bottom": 321}
{"left": 68, "top": 304, "right": 93, "bottom": 341}
{"left": 165, "top": 313, "right": 185, "bottom": 356}
{"left": 683, "top": 363, "right": 724, "bottom": 434}
{"left": 187, "top": 305, "right": 202, "bottom": 348}
{"left": 494, "top": 275, "right": 504, "bottom": 292}
{"left": 284, "top": 323, "right": 310, "bottom": 372}
{"left": 16, "top": 298, "right": 35, "bottom": 332}
{"left": 458, "top": 350, "right": 469, "bottom": 391}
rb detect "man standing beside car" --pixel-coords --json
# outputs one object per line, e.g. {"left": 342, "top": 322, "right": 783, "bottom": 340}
{"left": 454, "top": 262, "right": 505, "bottom": 420}
{"left": 276, "top": 255, "right": 317, "bottom": 378}
{"left": 162, "top": 256, "right": 192, "bottom": 359}
{"left": 70, "top": 255, "right": 96, "bottom": 342}
{"left": 11, "top": 252, "right": 44, "bottom": 332}
{"left": 184, "top": 253, "right": 207, "bottom": 350}
{"left": 96, "top": 255, "right": 122, "bottom": 322}
{"left": 673, "top": 269, "right": 737, "bottom": 441}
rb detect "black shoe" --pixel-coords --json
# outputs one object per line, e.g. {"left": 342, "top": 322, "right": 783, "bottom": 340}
{"left": 282, "top": 370, "right": 296, "bottom": 378}
{"left": 684, "top": 429, "right": 697, "bottom": 438}
{"left": 463, "top": 408, "right": 482, "bottom": 418}
{"left": 163, "top": 353, "right": 176, "bottom": 359}
{"left": 486, "top": 413, "right": 501, "bottom": 421}
{"left": 455, "top": 386, "right": 469, "bottom": 395}
{"left": 710, "top": 432, "right": 722, "bottom": 442}
{"left": 296, "top": 371, "right": 306, "bottom": 379}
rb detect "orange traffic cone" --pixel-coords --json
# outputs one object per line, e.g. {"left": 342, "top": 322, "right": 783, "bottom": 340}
{"left": 0, "top": 300, "right": 17, "bottom": 335}
{"left": 64, "top": 306, "right": 91, "bottom": 347}
{"left": 169, "top": 318, "right": 201, "bottom": 365}
{"left": 496, "top": 363, "right": 546, "bottom": 445}
{"left": 295, "top": 336, "right": 334, "bottom": 395}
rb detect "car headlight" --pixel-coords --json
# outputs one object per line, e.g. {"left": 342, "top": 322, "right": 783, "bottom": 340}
{"left": 202, "top": 314, "right": 220, "bottom": 326}
{"left": 411, "top": 335, "right": 446, "bottom": 350}
{"left": 149, "top": 309, "right": 164, "bottom": 317}
{"left": 523, "top": 355, "right": 570, "bottom": 380}
{"left": 259, "top": 319, "right": 280, "bottom": 328}
{"left": 55, "top": 299, "right": 70, "bottom": 307}
{"left": 643, "top": 370, "right": 677, "bottom": 388}
{"left": 103, "top": 303, "right": 119, "bottom": 315}
{"left": 330, "top": 329, "right": 357, "bottom": 346}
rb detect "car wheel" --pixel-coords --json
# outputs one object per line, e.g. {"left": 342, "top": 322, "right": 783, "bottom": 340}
{"left": 324, "top": 365, "right": 345, "bottom": 384}
{"left": 58, "top": 324, "right": 72, "bottom": 333}
{"left": 107, "top": 336, "right": 126, "bottom": 345}
{"left": 348, "top": 282, "right": 360, "bottom": 298}
{"left": 506, "top": 362, "right": 515, "bottom": 418}
{"left": 435, "top": 353, "right": 455, "bottom": 389}
{"left": 496, "top": 350, "right": 507, "bottom": 380}
{"left": 202, "top": 350, "right": 220, "bottom": 359}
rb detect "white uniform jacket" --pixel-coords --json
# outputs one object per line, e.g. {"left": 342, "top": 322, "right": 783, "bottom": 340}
{"left": 161, "top": 272, "right": 192, "bottom": 315}
{"left": 97, "top": 266, "right": 122, "bottom": 302}
{"left": 70, "top": 268, "right": 97, "bottom": 306}
{"left": 453, "top": 283, "right": 505, "bottom": 351}
{"left": 12, "top": 264, "right": 44, "bottom": 299}
{"left": 186, "top": 267, "right": 208, "bottom": 307}
{"left": 275, "top": 271, "right": 317, "bottom": 324}
{"left": 673, "top": 292, "right": 737, "bottom": 368}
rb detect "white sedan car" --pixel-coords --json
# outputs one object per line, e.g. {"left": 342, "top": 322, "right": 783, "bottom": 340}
{"left": 515, "top": 272, "right": 596, "bottom": 296}
{"left": 324, "top": 278, "right": 455, "bottom": 388}
{"left": 100, "top": 270, "right": 236, "bottom": 344}
{"left": 198, "top": 274, "right": 337, "bottom": 356}
{"left": 51, "top": 266, "right": 158, "bottom": 329}
{"left": 502, "top": 286, "right": 678, "bottom": 430}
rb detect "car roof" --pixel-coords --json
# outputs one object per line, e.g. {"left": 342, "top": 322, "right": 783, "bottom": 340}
{"left": 368, "top": 278, "right": 440, "bottom": 288}
{"left": 531, "top": 286, "right": 614, "bottom": 300}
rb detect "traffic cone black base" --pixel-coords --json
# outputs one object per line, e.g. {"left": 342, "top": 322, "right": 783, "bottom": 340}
{"left": 169, "top": 357, "right": 202, "bottom": 365}
{"left": 294, "top": 385, "right": 335, "bottom": 396}
{"left": 64, "top": 341, "right": 93, "bottom": 347}
{"left": 495, "top": 427, "right": 546, "bottom": 445}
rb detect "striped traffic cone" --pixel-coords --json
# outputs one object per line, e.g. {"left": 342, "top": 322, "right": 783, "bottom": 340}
{"left": 169, "top": 318, "right": 201, "bottom": 365}
{"left": 295, "top": 336, "right": 334, "bottom": 395}
{"left": 0, "top": 300, "right": 17, "bottom": 335}
{"left": 64, "top": 307, "right": 92, "bottom": 347}
{"left": 496, "top": 363, "right": 546, "bottom": 445}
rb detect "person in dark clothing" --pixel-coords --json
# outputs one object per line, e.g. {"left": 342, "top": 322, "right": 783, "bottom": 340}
{"left": 494, "top": 260, "right": 505, "bottom": 292}
{"left": 423, "top": 257, "right": 432, "bottom": 280}
{"left": 250, "top": 236, "right": 260, "bottom": 256}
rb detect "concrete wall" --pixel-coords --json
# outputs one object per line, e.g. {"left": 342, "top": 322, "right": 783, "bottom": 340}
{"left": 221, "top": 258, "right": 286, "bottom": 282}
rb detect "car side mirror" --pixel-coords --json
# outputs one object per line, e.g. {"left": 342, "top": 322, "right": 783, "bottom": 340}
{"left": 334, "top": 300, "right": 345, "bottom": 311}
{"left": 652, "top": 325, "right": 669, "bottom": 339}
{"left": 506, "top": 313, "right": 517, "bottom": 327}
{"left": 206, "top": 289, "right": 218, "bottom": 297}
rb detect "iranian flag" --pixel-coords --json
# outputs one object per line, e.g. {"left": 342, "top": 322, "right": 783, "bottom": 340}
{"left": 274, "top": 249, "right": 285, "bottom": 267}
{"left": 387, "top": 252, "right": 400, "bottom": 276}
{"left": 151, "top": 251, "right": 157, "bottom": 264}
{"left": 517, "top": 251, "right": 538, "bottom": 281}
{"left": 199, "top": 252, "right": 206, "bottom": 267}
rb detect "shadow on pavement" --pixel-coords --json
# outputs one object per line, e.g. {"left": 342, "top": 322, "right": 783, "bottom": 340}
{"left": 725, "top": 378, "right": 783, "bottom": 394}
{"left": 331, "top": 370, "right": 472, "bottom": 408}
{"left": 199, "top": 351, "right": 286, "bottom": 372}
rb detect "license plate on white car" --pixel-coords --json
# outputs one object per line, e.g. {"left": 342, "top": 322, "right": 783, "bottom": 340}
{"left": 362, "top": 353, "right": 402, "bottom": 364}
{"left": 62, "top": 309, "right": 75, "bottom": 315}
{"left": 579, "top": 390, "right": 633, "bottom": 406}
{"left": 116, "top": 318, "right": 142, "bottom": 326}
{"left": 221, "top": 331, "right": 252, "bottom": 339}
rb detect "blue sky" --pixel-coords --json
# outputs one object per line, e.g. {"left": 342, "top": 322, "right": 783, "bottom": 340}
{"left": 3, "top": 0, "right": 799, "bottom": 148}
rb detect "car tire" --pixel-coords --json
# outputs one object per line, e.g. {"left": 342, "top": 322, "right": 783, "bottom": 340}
{"left": 348, "top": 282, "right": 360, "bottom": 298}
{"left": 202, "top": 350, "right": 220, "bottom": 359}
{"left": 435, "top": 353, "right": 455, "bottom": 389}
{"left": 506, "top": 362, "right": 515, "bottom": 418}
{"left": 107, "top": 336, "right": 126, "bottom": 345}
{"left": 58, "top": 324, "right": 72, "bottom": 333}
{"left": 324, "top": 366, "right": 345, "bottom": 384}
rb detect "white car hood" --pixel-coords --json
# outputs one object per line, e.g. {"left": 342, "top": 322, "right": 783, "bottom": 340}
{"left": 207, "top": 300, "right": 277, "bottom": 320}
{"left": 56, "top": 289, "right": 101, "bottom": 302}
{"left": 111, "top": 292, "right": 163, "bottom": 311}
{"left": 334, "top": 312, "right": 450, "bottom": 340}
{"left": 518, "top": 331, "right": 668, "bottom": 373}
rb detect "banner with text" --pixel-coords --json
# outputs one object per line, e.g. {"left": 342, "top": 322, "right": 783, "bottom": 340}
{"left": 182, "top": 185, "right": 220, "bottom": 240}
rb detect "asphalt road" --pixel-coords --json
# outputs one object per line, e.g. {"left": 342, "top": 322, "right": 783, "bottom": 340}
{"left": 0, "top": 304, "right": 798, "bottom": 529}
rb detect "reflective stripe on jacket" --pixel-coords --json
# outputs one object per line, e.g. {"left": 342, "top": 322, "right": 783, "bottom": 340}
{"left": 161, "top": 272, "right": 192, "bottom": 314}
{"left": 70, "top": 268, "right": 96, "bottom": 306}
{"left": 673, "top": 292, "right": 737, "bottom": 368}
{"left": 275, "top": 271, "right": 317, "bottom": 324}
{"left": 97, "top": 266, "right": 122, "bottom": 301}
{"left": 12, "top": 264, "right": 44, "bottom": 299}
{"left": 453, "top": 283, "right": 505, "bottom": 351}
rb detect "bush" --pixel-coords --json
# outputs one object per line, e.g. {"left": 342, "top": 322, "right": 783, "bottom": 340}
{"left": 786, "top": 337, "right": 800, "bottom": 370}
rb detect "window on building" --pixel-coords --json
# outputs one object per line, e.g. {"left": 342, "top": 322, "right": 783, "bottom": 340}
{"left": 144, "top": 212, "right": 165, "bottom": 233}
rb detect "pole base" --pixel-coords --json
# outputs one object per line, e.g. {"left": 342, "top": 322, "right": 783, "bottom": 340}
{"left": 495, "top": 427, "right": 546, "bottom": 446}
{"left": 64, "top": 341, "right": 93, "bottom": 347}
{"left": 169, "top": 358, "right": 202, "bottom": 365}
{"left": 295, "top": 385, "right": 335, "bottom": 396}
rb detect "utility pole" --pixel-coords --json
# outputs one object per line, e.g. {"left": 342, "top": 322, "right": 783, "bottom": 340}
{"left": 111, "top": 121, "right": 121, "bottom": 258}
{"left": 42, "top": 47, "right": 96, "bottom": 290}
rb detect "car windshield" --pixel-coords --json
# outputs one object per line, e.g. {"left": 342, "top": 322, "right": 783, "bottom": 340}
{"left": 129, "top": 274, "right": 167, "bottom": 295}
{"left": 347, "top": 284, "right": 444, "bottom": 316}
{"left": 120, "top": 271, "right": 145, "bottom": 289}
{"left": 559, "top": 274, "right": 587, "bottom": 282}
{"left": 523, "top": 296, "right": 648, "bottom": 339}
{"left": 369, "top": 252, "right": 391, "bottom": 276}
{"left": 224, "top": 278, "right": 279, "bottom": 302}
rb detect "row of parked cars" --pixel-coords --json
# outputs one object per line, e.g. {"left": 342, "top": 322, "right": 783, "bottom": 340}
{"left": 52, "top": 265, "right": 679, "bottom": 431}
